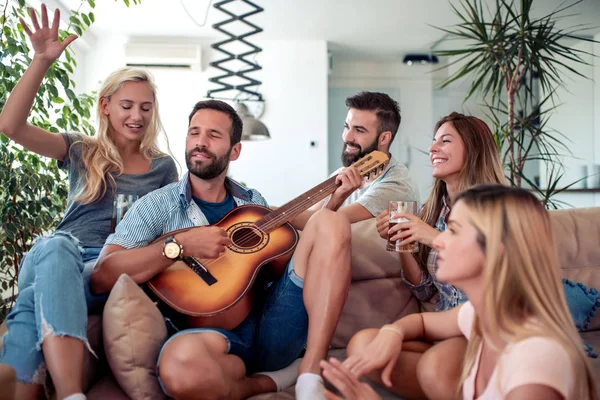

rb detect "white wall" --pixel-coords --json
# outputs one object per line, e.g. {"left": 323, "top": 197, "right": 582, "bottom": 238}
{"left": 73, "top": 37, "right": 329, "bottom": 207}
{"left": 328, "top": 60, "right": 436, "bottom": 203}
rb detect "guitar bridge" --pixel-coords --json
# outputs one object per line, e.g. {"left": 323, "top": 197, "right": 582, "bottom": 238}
{"left": 182, "top": 256, "right": 218, "bottom": 286}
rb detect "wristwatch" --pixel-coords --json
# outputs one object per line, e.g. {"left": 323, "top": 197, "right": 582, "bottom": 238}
{"left": 162, "top": 235, "right": 183, "bottom": 260}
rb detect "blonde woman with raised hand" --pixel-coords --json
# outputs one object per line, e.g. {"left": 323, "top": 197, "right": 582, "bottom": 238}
{"left": 322, "top": 184, "right": 597, "bottom": 400}
{"left": 0, "top": 5, "right": 177, "bottom": 400}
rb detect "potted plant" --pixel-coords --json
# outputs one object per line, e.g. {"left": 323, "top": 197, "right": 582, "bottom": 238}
{"left": 0, "top": 0, "right": 140, "bottom": 321}
{"left": 435, "top": 0, "right": 597, "bottom": 207}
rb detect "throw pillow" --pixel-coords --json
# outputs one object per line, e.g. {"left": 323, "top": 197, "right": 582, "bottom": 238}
{"left": 563, "top": 278, "right": 600, "bottom": 332}
{"left": 103, "top": 274, "right": 168, "bottom": 400}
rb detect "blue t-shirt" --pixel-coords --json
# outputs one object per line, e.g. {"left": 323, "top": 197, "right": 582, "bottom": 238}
{"left": 192, "top": 191, "right": 236, "bottom": 224}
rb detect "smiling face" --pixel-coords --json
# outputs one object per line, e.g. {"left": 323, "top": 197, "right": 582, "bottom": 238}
{"left": 341, "top": 108, "right": 384, "bottom": 167}
{"left": 101, "top": 81, "right": 154, "bottom": 143}
{"left": 432, "top": 200, "right": 486, "bottom": 288}
{"left": 185, "top": 108, "right": 241, "bottom": 180}
{"left": 428, "top": 121, "right": 466, "bottom": 184}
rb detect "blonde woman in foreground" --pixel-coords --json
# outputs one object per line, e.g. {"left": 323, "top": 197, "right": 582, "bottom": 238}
{"left": 321, "top": 184, "right": 597, "bottom": 400}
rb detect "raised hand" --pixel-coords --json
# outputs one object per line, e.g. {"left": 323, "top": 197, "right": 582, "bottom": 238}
{"left": 388, "top": 212, "right": 440, "bottom": 247}
{"left": 341, "top": 327, "right": 404, "bottom": 387}
{"left": 321, "top": 358, "right": 382, "bottom": 400}
{"left": 19, "top": 4, "right": 78, "bottom": 62}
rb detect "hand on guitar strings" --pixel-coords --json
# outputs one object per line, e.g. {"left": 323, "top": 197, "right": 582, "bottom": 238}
{"left": 176, "top": 226, "right": 232, "bottom": 259}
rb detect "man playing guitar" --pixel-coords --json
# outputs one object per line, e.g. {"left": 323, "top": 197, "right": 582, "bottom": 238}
{"left": 91, "top": 100, "right": 363, "bottom": 400}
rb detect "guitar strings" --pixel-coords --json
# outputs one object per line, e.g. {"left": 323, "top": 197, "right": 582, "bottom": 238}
{"left": 258, "top": 159, "right": 384, "bottom": 231}
{"left": 199, "top": 179, "right": 339, "bottom": 268}
{"left": 190, "top": 180, "right": 340, "bottom": 271}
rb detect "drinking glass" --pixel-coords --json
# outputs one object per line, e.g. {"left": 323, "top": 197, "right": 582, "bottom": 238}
{"left": 386, "top": 200, "right": 418, "bottom": 253}
{"left": 110, "top": 194, "right": 139, "bottom": 233}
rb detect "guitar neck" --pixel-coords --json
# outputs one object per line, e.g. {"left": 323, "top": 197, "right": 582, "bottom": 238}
{"left": 256, "top": 176, "right": 338, "bottom": 233}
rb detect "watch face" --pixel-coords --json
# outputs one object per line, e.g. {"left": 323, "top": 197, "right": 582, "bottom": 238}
{"left": 164, "top": 242, "right": 181, "bottom": 259}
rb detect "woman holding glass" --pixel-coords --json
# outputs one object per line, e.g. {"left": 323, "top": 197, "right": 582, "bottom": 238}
{"left": 345, "top": 112, "right": 506, "bottom": 399}
{"left": 0, "top": 5, "right": 177, "bottom": 400}
{"left": 323, "top": 185, "right": 596, "bottom": 400}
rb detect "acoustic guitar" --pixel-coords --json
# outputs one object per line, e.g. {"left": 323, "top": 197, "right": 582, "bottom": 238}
{"left": 146, "top": 150, "right": 389, "bottom": 330}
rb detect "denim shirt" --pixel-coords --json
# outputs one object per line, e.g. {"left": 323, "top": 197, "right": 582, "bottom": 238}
{"left": 401, "top": 196, "right": 468, "bottom": 311}
{"left": 105, "top": 172, "right": 268, "bottom": 249}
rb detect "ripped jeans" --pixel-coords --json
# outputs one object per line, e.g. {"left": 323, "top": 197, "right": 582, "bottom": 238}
{"left": 0, "top": 232, "right": 106, "bottom": 384}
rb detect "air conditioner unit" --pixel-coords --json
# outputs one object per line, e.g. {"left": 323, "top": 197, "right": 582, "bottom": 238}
{"left": 124, "top": 42, "right": 202, "bottom": 70}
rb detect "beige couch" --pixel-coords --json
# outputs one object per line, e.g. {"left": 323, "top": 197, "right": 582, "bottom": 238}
{"left": 1, "top": 207, "right": 599, "bottom": 399}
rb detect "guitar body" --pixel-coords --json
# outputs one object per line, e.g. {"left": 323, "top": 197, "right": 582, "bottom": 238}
{"left": 146, "top": 204, "right": 298, "bottom": 330}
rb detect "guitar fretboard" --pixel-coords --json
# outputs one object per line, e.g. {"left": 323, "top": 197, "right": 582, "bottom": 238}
{"left": 256, "top": 176, "right": 338, "bottom": 233}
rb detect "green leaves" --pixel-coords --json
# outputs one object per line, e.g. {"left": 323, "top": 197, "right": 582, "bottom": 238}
{"left": 435, "top": 0, "right": 597, "bottom": 204}
{"left": 0, "top": 0, "right": 143, "bottom": 317}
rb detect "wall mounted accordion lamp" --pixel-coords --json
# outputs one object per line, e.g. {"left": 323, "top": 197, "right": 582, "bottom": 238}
{"left": 206, "top": 0, "right": 270, "bottom": 141}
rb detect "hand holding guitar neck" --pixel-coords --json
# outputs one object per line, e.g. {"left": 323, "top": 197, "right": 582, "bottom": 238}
{"left": 176, "top": 226, "right": 231, "bottom": 259}
{"left": 326, "top": 166, "right": 364, "bottom": 210}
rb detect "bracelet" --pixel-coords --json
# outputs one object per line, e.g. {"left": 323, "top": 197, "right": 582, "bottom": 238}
{"left": 380, "top": 324, "right": 404, "bottom": 338}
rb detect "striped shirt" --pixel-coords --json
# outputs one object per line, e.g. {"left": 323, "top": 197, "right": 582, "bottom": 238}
{"left": 401, "top": 196, "right": 468, "bottom": 311}
{"left": 105, "top": 172, "right": 268, "bottom": 249}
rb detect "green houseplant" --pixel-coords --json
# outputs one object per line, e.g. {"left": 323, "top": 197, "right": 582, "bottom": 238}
{"left": 435, "top": 0, "right": 597, "bottom": 207}
{"left": 0, "top": 0, "right": 139, "bottom": 321}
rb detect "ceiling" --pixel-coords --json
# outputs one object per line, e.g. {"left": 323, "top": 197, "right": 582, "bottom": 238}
{"left": 56, "top": 0, "right": 600, "bottom": 60}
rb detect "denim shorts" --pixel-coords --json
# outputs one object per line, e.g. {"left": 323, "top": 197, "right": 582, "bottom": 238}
{"left": 156, "top": 258, "right": 308, "bottom": 391}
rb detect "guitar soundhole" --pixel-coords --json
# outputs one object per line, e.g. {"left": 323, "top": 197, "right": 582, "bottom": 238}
{"left": 232, "top": 227, "right": 262, "bottom": 248}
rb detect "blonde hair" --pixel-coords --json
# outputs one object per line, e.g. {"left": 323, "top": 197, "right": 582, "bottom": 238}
{"left": 73, "top": 67, "right": 167, "bottom": 204}
{"left": 416, "top": 112, "right": 506, "bottom": 270}
{"left": 455, "top": 185, "right": 597, "bottom": 400}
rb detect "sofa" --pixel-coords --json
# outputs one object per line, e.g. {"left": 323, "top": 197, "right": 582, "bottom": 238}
{"left": 1, "top": 207, "right": 599, "bottom": 399}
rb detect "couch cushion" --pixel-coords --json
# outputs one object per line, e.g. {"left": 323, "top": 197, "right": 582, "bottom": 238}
{"left": 348, "top": 219, "right": 403, "bottom": 281}
{"left": 563, "top": 279, "right": 600, "bottom": 332}
{"left": 332, "top": 278, "right": 419, "bottom": 348}
{"left": 550, "top": 208, "right": 600, "bottom": 331}
{"left": 103, "top": 274, "right": 167, "bottom": 400}
{"left": 551, "top": 208, "right": 600, "bottom": 288}
{"left": 332, "top": 219, "right": 419, "bottom": 348}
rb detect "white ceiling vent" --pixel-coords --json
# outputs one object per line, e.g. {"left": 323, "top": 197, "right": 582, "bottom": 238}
{"left": 125, "top": 42, "right": 202, "bottom": 70}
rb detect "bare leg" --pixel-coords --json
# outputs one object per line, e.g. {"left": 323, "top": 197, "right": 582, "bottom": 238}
{"left": 14, "top": 383, "right": 43, "bottom": 400}
{"left": 417, "top": 336, "right": 467, "bottom": 400}
{"left": 346, "top": 328, "right": 432, "bottom": 400}
{"left": 42, "top": 336, "right": 84, "bottom": 399}
{"left": 292, "top": 210, "right": 352, "bottom": 374}
{"left": 158, "top": 332, "right": 276, "bottom": 400}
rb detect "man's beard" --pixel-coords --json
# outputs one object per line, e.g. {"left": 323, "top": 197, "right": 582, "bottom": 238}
{"left": 341, "top": 138, "right": 379, "bottom": 167}
{"left": 186, "top": 147, "right": 231, "bottom": 180}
